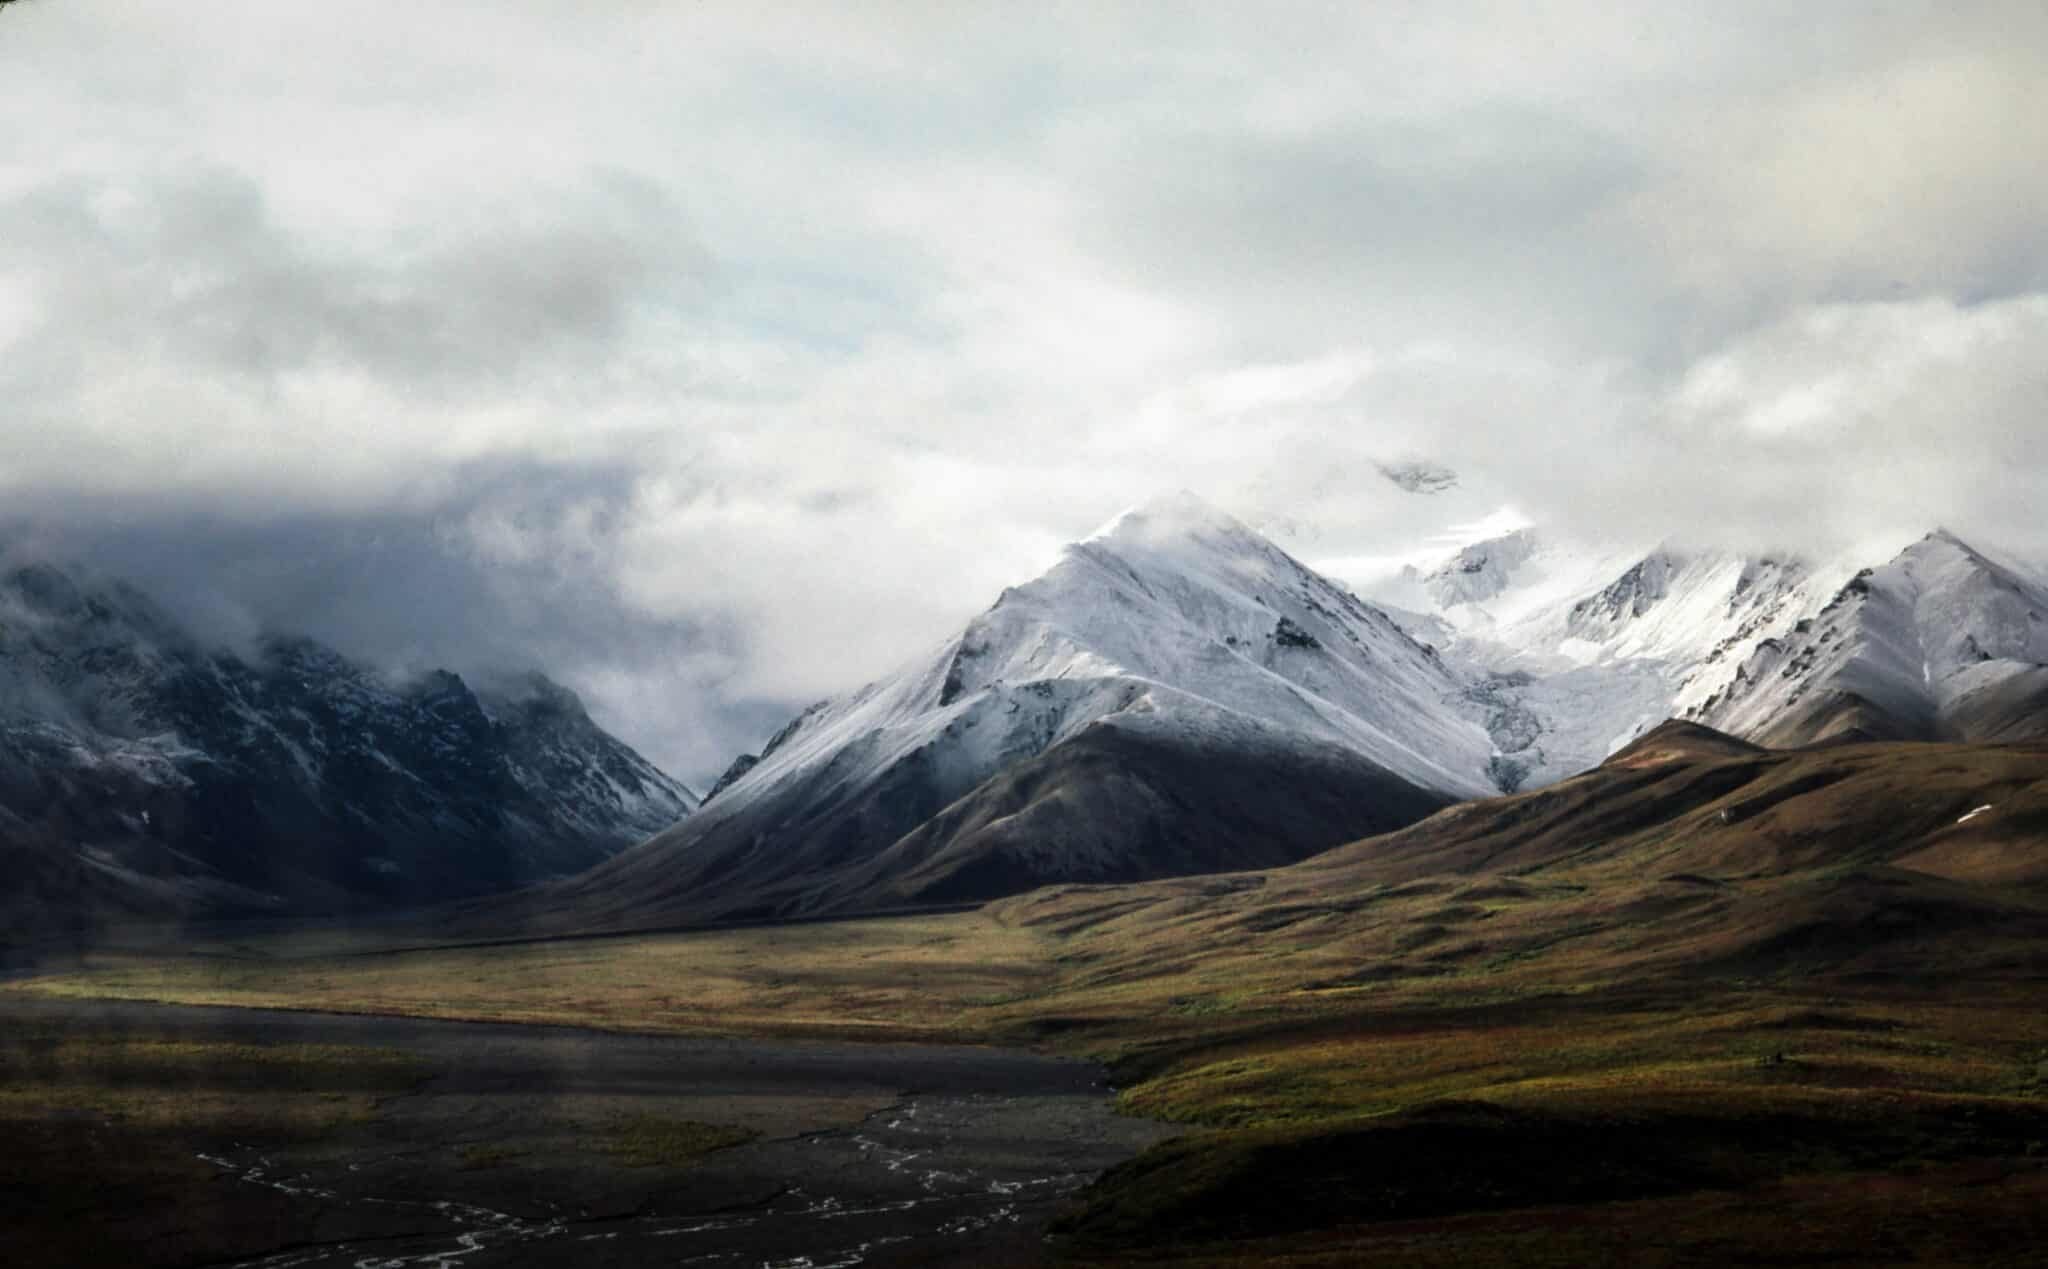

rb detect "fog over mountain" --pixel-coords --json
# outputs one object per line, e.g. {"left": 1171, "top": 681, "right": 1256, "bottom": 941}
{"left": 4, "top": 1, "right": 2044, "bottom": 782}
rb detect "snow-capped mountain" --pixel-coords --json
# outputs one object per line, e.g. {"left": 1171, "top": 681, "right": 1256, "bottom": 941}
{"left": 1411, "top": 527, "right": 1545, "bottom": 612}
{"left": 1372, "top": 531, "right": 1831, "bottom": 675}
{"left": 1360, "top": 530, "right": 1838, "bottom": 789}
{"left": 1358, "top": 520, "right": 2048, "bottom": 787}
{"left": 0, "top": 560, "right": 695, "bottom": 943}
{"left": 533, "top": 499, "right": 2048, "bottom": 936}
{"left": 19, "top": 484, "right": 2043, "bottom": 947}
{"left": 527, "top": 493, "right": 1490, "bottom": 930}
{"left": 1688, "top": 531, "right": 2048, "bottom": 745}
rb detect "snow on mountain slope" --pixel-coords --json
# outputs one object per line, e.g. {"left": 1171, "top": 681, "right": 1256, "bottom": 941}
{"left": 527, "top": 494, "right": 1490, "bottom": 929}
{"left": 1356, "top": 529, "right": 1858, "bottom": 789}
{"left": 1413, "top": 527, "right": 1545, "bottom": 610}
{"left": 1526, "top": 548, "right": 1861, "bottom": 715}
{"left": 0, "top": 560, "right": 695, "bottom": 942}
{"left": 1356, "top": 515, "right": 2048, "bottom": 779}
{"left": 614, "top": 507, "right": 2048, "bottom": 937}
{"left": 1689, "top": 531, "right": 2048, "bottom": 745}
{"left": 714, "top": 492, "right": 1494, "bottom": 816}
{"left": 1364, "top": 530, "right": 1645, "bottom": 662}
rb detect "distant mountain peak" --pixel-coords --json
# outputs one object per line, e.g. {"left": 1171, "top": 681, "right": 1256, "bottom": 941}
{"left": 1415, "top": 528, "right": 1541, "bottom": 609}
{"left": 1885, "top": 527, "right": 2033, "bottom": 593}
{"left": 1086, "top": 490, "right": 1251, "bottom": 546}
{"left": 473, "top": 669, "right": 591, "bottom": 721}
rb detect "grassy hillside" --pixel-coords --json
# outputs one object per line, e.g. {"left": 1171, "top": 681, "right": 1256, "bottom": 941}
{"left": 985, "top": 723, "right": 2048, "bottom": 1030}
{"left": 10, "top": 726, "right": 2048, "bottom": 1264}
{"left": 1000, "top": 725, "right": 2048, "bottom": 1261}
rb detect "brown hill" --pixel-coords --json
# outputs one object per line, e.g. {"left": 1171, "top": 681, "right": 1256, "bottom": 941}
{"left": 993, "top": 727, "right": 2048, "bottom": 1003}
{"left": 987, "top": 728, "right": 2048, "bottom": 1260}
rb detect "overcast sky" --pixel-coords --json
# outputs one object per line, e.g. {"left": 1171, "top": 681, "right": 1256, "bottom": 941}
{"left": 3, "top": 1, "right": 2045, "bottom": 783}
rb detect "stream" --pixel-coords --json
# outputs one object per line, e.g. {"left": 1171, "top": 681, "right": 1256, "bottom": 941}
{"left": 205, "top": 1090, "right": 1142, "bottom": 1268}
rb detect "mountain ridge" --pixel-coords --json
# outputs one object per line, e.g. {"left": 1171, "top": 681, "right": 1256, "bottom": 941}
{"left": 513, "top": 501, "right": 2048, "bottom": 935}
{"left": 0, "top": 558, "right": 696, "bottom": 948}
{"left": 1359, "top": 519, "right": 2048, "bottom": 785}
{"left": 1686, "top": 530, "right": 2048, "bottom": 746}
{"left": 498, "top": 493, "right": 1484, "bottom": 932}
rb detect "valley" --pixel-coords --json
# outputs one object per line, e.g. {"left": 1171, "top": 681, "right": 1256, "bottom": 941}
{"left": 11, "top": 726, "right": 2048, "bottom": 1265}
{"left": 0, "top": 998, "right": 1171, "bottom": 1269}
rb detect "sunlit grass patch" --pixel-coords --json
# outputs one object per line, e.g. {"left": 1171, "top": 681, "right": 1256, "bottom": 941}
{"left": 0, "top": 1024, "right": 428, "bottom": 1135}
{"left": 4, "top": 911, "right": 1055, "bottom": 1043}
{"left": 605, "top": 1115, "right": 757, "bottom": 1167}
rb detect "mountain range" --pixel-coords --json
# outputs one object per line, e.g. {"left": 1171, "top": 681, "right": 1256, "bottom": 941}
{"left": 497, "top": 494, "right": 2048, "bottom": 934}
{"left": 1360, "top": 520, "right": 2048, "bottom": 785}
{"left": 0, "top": 560, "right": 695, "bottom": 949}
{"left": 8, "top": 492, "right": 2046, "bottom": 944}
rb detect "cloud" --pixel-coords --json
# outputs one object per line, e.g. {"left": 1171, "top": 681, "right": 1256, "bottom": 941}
{"left": 1654, "top": 295, "right": 2048, "bottom": 554}
{"left": 0, "top": 466, "right": 784, "bottom": 785}
{"left": 1, "top": 1, "right": 2044, "bottom": 780}
{"left": 1623, "top": 29, "right": 2048, "bottom": 337}
{"left": 0, "top": 162, "right": 705, "bottom": 510}
{"left": 1069, "top": 107, "right": 1655, "bottom": 361}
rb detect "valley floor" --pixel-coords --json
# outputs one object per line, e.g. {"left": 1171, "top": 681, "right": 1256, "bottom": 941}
{"left": 9, "top": 901, "right": 2048, "bottom": 1266}
{"left": 0, "top": 996, "right": 1173, "bottom": 1268}
{"left": 11, "top": 735, "right": 2048, "bottom": 1265}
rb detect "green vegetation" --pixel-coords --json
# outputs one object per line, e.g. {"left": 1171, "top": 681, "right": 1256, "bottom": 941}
{"left": 0, "top": 1021, "right": 426, "bottom": 1134}
{"left": 456, "top": 1142, "right": 529, "bottom": 1169}
{"left": 9, "top": 911, "right": 1050, "bottom": 1043}
{"left": 1050, "top": 987, "right": 2048, "bottom": 1260}
{"left": 605, "top": 1115, "right": 758, "bottom": 1167}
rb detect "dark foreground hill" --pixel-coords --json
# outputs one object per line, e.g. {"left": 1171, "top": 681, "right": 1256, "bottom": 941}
{"left": 972, "top": 721, "right": 2048, "bottom": 1258}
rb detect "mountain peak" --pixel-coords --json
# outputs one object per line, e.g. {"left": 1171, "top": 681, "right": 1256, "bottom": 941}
{"left": 1087, "top": 490, "right": 1249, "bottom": 546}
{"left": 1894, "top": 527, "right": 2015, "bottom": 583}
{"left": 1913, "top": 526, "right": 1975, "bottom": 555}
{"left": 474, "top": 669, "right": 590, "bottom": 722}
{"left": 0, "top": 565, "right": 699, "bottom": 929}
{"left": 1376, "top": 458, "right": 1460, "bottom": 495}
{"left": 1421, "top": 528, "right": 1541, "bottom": 609}
{"left": 539, "top": 485, "right": 1492, "bottom": 929}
